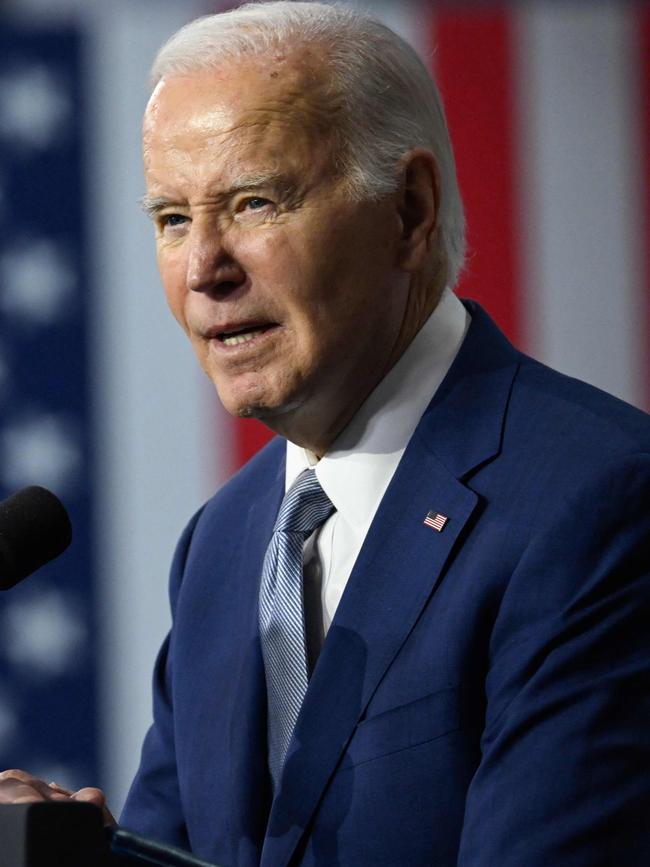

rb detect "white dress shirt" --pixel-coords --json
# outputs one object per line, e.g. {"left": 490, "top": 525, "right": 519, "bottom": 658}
{"left": 285, "top": 288, "right": 469, "bottom": 654}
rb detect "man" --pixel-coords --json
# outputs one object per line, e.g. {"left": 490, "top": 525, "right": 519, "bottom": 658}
{"left": 1, "top": 2, "right": 649, "bottom": 865}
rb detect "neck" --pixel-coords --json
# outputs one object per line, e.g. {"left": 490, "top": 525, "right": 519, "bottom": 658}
{"left": 384, "top": 268, "right": 445, "bottom": 377}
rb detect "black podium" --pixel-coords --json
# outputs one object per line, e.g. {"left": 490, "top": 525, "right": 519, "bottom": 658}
{"left": 0, "top": 803, "right": 218, "bottom": 867}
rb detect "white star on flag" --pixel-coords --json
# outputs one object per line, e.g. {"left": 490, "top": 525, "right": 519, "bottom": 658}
{"left": 0, "top": 589, "right": 87, "bottom": 678}
{"left": 0, "top": 239, "right": 76, "bottom": 326}
{"left": 0, "top": 65, "right": 72, "bottom": 150}
{"left": 0, "top": 413, "right": 82, "bottom": 494}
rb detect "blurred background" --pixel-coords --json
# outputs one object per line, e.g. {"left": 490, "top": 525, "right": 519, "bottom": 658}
{"left": 0, "top": 0, "right": 648, "bottom": 815}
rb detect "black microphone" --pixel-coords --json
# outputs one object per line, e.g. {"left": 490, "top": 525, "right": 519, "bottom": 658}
{"left": 0, "top": 485, "right": 72, "bottom": 591}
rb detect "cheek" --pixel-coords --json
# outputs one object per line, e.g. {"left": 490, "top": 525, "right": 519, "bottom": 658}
{"left": 237, "top": 231, "right": 324, "bottom": 324}
{"left": 240, "top": 228, "right": 299, "bottom": 282}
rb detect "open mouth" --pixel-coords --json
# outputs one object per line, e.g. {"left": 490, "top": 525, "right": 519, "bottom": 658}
{"left": 217, "top": 324, "right": 276, "bottom": 346}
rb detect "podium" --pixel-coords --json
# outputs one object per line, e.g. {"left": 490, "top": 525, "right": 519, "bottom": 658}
{"left": 0, "top": 803, "right": 218, "bottom": 867}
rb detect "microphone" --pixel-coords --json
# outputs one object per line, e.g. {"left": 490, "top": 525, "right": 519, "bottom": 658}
{"left": 0, "top": 485, "right": 72, "bottom": 591}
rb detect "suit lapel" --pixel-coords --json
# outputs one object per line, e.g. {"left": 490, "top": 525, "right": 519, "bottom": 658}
{"left": 262, "top": 303, "right": 520, "bottom": 867}
{"left": 227, "top": 458, "right": 285, "bottom": 865}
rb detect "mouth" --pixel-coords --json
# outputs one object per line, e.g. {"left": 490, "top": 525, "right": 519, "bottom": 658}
{"left": 208, "top": 321, "right": 279, "bottom": 348}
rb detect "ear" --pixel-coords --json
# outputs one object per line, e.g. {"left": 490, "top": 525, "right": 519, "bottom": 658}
{"left": 395, "top": 149, "right": 441, "bottom": 273}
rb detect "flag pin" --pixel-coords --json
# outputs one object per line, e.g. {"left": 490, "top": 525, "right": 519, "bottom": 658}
{"left": 423, "top": 511, "right": 448, "bottom": 532}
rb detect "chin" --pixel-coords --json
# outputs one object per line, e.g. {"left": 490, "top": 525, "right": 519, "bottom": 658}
{"left": 235, "top": 401, "right": 290, "bottom": 422}
{"left": 235, "top": 403, "right": 266, "bottom": 420}
{"left": 217, "top": 388, "right": 283, "bottom": 421}
{"left": 228, "top": 395, "right": 308, "bottom": 435}
{"left": 214, "top": 373, "right": 307, "bottom": 426}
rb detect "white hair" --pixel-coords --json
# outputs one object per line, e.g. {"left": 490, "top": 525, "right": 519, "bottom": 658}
{"left": 151, "top": 1, "right": 466, "bottom": 287}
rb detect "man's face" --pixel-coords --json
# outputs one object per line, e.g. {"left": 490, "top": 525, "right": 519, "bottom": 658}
{"left": 143, "top": 60, "right": 411, "bottom": 446}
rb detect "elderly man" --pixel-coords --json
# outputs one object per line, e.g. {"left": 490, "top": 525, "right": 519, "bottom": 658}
{"left": 1, "top": 2, "right": 649, "bottom": 865}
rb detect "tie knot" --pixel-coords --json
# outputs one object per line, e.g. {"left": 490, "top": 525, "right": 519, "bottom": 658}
{"left": 274, "top": 469, "right": 334, "bottom": 535}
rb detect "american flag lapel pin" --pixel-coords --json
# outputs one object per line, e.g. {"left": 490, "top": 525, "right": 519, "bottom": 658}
{"left": 423, "top": 510, "right": 448, "bottom": 532}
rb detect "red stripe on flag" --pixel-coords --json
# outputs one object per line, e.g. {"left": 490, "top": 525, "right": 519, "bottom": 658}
{"left": 639, "top": 3, "right": 650, "bottom": 411}
{"left": 431, "top": 8, "right": 522, "bottom": 345}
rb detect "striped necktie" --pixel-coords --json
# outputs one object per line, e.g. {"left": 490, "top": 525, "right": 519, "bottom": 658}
{"left": 259, "top": 469, "right": 335, "bottom": 790}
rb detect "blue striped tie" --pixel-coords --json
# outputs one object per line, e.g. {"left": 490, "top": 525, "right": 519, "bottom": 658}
{"left": 259, "top": 469, "right": 335, "bottom": 790}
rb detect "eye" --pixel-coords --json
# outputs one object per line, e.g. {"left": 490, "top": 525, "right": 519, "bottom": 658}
{"left": 234, "top": 195, "right": 277, "bottom": 223}
{"left": 156, "top": 212, "right": 190, "bottom": 239}
{"left": 244, "top": 197, "right": 272, "bottom": 211}
{"left": 160, "top": 213, "right": 189, "bottom": 228}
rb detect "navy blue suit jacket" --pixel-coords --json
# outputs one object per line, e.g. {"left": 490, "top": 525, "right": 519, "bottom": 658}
{"left": 121, "top": 303, "right": 650, "bottom": 866}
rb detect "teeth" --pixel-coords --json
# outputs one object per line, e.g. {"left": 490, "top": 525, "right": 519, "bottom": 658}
{"left": 222, "top": 331, "right": 258, "bottom": 346}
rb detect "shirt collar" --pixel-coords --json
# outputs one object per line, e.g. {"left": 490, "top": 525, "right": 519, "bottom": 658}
{"left": 285, "top": 288, "right": 470, "bottom": 529}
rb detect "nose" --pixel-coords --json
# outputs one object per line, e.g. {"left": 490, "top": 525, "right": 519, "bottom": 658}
{"left": 186, "top": 223, "right": 246, "bottom": 296}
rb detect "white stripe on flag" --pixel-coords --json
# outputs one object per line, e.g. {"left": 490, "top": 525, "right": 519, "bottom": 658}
{"left": 517, "top": 2, "right": 645, "bottom": 408}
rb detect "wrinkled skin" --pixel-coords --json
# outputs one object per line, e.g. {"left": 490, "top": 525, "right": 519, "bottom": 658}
{"left": 142, "top": 57, "right": 442, "bottom": 455}
{"left": 0, "top": 768, "right": 115, "bottom": 825}
{"left": 0, "top": 47, "right": 442, "bottom": 823}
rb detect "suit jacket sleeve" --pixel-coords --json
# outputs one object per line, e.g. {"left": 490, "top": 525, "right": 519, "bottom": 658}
{"left": 458, "top": 452, "right": 650, "bottom": 865}
{"left": 118, "top": 507, "right": 204, "bottom": 849}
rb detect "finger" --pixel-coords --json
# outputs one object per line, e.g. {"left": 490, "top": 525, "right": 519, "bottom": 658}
{"left": 0, "top": 778, "right": 47, "bottom": 804}
{"left": 71, "top": 787, "right": 105, "bottom": 806}
{"left": 0, "top": 770, "right": 58, "bottom": 798}
{"left": 48, "top": 781, "right": 73, "bottom": 796}
{"left": 0, "top": 769, "right": 37, "bottom": 783}
{"left": 71, "top": 788, "right": 115, "bottom": 826}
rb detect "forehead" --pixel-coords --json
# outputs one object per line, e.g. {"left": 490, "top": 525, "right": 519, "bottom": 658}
{"left": 142, "top": 57, "right": 336, "bottom": 185}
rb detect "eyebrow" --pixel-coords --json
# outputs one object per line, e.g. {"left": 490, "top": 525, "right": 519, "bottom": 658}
{"left": 140, "top": 171, "right": 295, "bottom": 220}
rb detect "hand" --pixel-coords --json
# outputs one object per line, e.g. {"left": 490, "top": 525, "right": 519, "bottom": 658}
{"left": 0, "top": 769, "right": 116, "bottom": 826}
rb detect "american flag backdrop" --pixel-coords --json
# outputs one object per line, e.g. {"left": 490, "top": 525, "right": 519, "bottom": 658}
{"left": 0, "top": 0, "right": 648, "bottom": 815}
{"left": 0, "top": 22, "right": 97, "bottom": 789}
